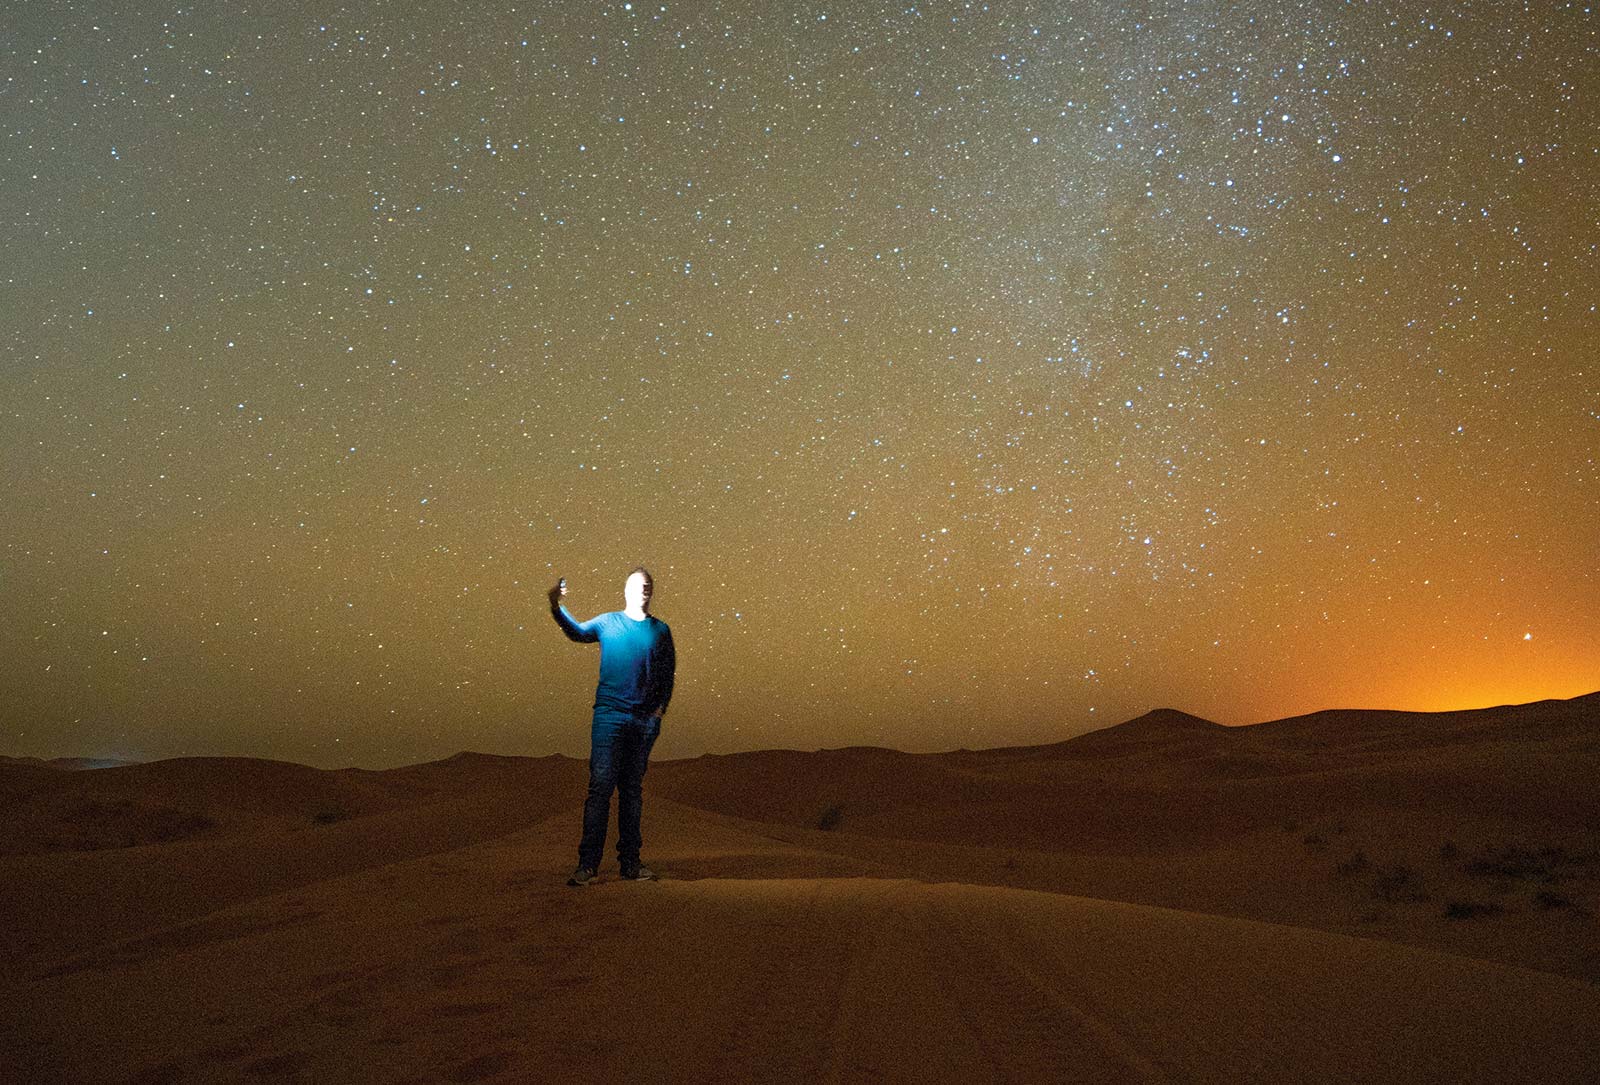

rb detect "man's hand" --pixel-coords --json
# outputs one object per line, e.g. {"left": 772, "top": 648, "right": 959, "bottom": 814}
{"left": 547, "top": 579, "right": 566, "bottom": 610}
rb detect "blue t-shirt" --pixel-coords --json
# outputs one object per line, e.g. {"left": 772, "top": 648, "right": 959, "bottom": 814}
{"left": 552, "top": 606, "right": 676, "bottom": 717}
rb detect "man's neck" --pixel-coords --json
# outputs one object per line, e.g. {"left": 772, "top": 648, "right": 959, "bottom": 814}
{"left": 623, "top": 606, "right": 649, "bottom": 621}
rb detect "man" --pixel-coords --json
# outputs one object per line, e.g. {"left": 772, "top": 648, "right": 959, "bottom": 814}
{"left": 548, "top": 567, "right": 675, "bottom": 886}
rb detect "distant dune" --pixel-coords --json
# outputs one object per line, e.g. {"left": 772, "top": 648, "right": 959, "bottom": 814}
{"left": 3, "top": 693, "right": 1598, "bottom": 1081}
{"left": 0, "top": 755, "right": 139, "bottom": 771}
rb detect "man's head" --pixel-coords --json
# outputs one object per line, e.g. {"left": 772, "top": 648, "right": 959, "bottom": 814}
{"left": 624, "top": 566, "right": 654, "bottom": 613}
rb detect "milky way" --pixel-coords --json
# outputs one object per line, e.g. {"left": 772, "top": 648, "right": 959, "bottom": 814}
{"left": 3, "top": 1, "right": 1596, "bottom": 766}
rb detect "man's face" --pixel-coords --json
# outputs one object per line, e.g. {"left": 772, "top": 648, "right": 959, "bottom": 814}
{"left": 625, "top": 572, "right": 652, "bottom": 611}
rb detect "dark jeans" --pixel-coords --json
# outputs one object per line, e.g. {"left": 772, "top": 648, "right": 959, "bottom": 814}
{"left": 578, "top": 709, "right": 660, "bottom": 870}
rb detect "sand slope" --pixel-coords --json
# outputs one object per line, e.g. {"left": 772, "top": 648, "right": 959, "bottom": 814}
{"left": 3, "top": 693, "right": 1598, "bottom": 1082}
{"left": 4, "top": 799, "right": 1598, "bottom": 1083}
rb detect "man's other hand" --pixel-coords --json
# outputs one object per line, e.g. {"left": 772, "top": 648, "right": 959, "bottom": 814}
{"left": 548, "top": 580, "right": 566, "bottom": 609}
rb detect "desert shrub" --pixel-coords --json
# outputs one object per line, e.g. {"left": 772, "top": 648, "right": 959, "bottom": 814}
{"left": 1439, "top": 840, "right": 1459, "bottom": 862}
{"left": 1302, "top": 832, "right": 1328, "bottom": 852}
{"left": 1371, "top": 864, "right": 1419, "bottom": 902}
{"left": 1444, "top": 900, "right": 1504, "bottom": 920}
{"left": 1534, "top": 890, "right": 1575, "bottom": 910}
{"left": 1336, "top": 850, "right": 1370, "bottom": 877}
{"left": 312, "top": 808, "right": 349, "bottom": 825}
{"left": 1465, "top": 845, "right": 1566, "bottom": 882}
{"left": 815, "top": 803, "right": 844, "bottom": 832}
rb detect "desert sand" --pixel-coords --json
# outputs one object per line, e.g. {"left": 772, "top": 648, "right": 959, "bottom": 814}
{"left": 3, "top": 693, "right": 1598, "bottom": 1082}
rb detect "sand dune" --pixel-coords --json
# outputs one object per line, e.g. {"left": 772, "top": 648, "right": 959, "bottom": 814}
{"left": 3, "top": 693, "right": 1598, "bottom": 1081}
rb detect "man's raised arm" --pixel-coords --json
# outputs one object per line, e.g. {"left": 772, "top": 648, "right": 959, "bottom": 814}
{"left": 548, "top": 581, "right": 600, "bottom": 643}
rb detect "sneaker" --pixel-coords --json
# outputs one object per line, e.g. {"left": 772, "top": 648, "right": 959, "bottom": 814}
{"left": 620, "top": 863, "right": 657, "bottom": 881}
{"left": 567, "top": 866, "right": 599, "bottom": 887}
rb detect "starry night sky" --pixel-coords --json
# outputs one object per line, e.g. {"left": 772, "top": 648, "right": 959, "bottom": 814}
{"left": 4, "top": 1, "right": 1597, "bottom": 768}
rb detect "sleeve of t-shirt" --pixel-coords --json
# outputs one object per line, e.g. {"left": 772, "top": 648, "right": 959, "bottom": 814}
{"left": 551, "top": 605, "right": 601, "bottom": 643}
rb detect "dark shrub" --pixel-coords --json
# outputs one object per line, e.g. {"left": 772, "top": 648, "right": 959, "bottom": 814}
{"left": 1464, "top": 845, "right": 1570, "bottom": 881}
{"left": 1371, "top": 864, "right": 1417, "bottom": 902}
{"left": 1336, "top": 850, "right": 1369, "bottom": 877}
